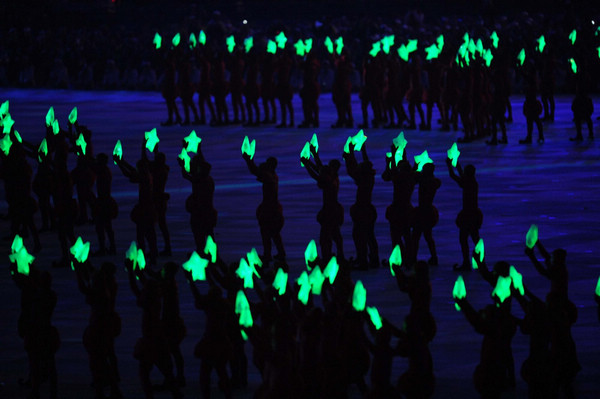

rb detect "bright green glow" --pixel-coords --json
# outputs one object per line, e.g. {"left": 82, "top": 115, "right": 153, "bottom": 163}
{"left": 178, "top": 148, "right": 191, "bottom": 173}
{"left": 246, "top": 248, "right": 263, "bottom": 269}
{"left": 483, "top": 49, "right": 493, "bottom": 67}
{"left": 471, "top": 256, "right": 478, "bottom": 270}
{"left": 113, "top": 140, "right": 122, "bottom": 164}
{"left": 323, "top": 256, "right": 339, "bottom": 284}
{"left": 436, "top": 35, "right": 444, "bottom": 51}
{"left": 492, "top": 275, "right": 512, "bottom": 303}
{"left": 76, "top": 133, "right": 87, "bottom": 156}
{"left": 463, "top": 32, "right": 470, "bottom": 43}
{"left": 13, "top": 130, "right": 22, "bottom": 143}
{"left": 517, "top": 48, "right": 526, "bottom": 66}
{"left": 335, "top": 36, "right": 344, "bottom": 55}
{"left": 300, "top": 142, "right": 311, "bottom": 166}
{"left": 597, "top": 27, "right": 600, "bottom": 36}
{"left": 294, "top": 40, "right": 306, "bottom": 56}
{"left": 394, "top": 147, "right": 402, "bottom": 167}
{"left": 597, "top": 46, "right": 600, "bottom": 59}
{"left": 526, "top": 224, "right": 538, "bottom": 249}
{"left": 226, "top": 35, "right": 236, "bottom": 53}
{"left": 9, "top": 246, "right": 34, "bottom": 276}
{"left": 310, "top": 133, "right": 319, "bottom": 153}
{"left": 266, "top": 40, "right": 277, "bottom": 54}
{"left": 236, "top": 258, "right": 258, "bottom": 289}
{"left": 397, "top": 44, "right": 409, "bottom": 61}
{"left": 241, "top": 330, "right": 248, "bottom": 341}
{"left": 490, "top": 31, "right": 499, "bottom": 49}
{"left": 275, "top": 32, "right": 287, "bottom": 49}
{"left": 467, "top": 38, "right": 477, "bottom": 55}
{"left": 204, "top": 235, "right": 217, "bottom": 263}
{"left": 393, "top": 132, "right": 407, "bottom": 154}
{"left": 324, "top": 36, "right": 334, "bottom": 54}
{"left": 144, "top": 128, "right": 159, "bottom": 152}
{"left": 447, "top": 142, "right": 460, "bottom": 167}
{"left": 235, "top": 290, "right": 253, "bottom": 327}
{"left": 351, "top": 129, "right": 367, "bottom": 151}
{"left": 474, "top": 238, "right": 484, "bottom": 263}
{"left": 352, "top": 280, "right": 367, "bottom": 312}
{"left": 406, "top": 39, "right": 418, "bottom": 53}
{"left": 68, "top": 107, "right": 77, "bottom": 124}
{"left": 309, "top": 266, "right": 325, "bottom": 295}
{"left": 11, "top": 235, "right": 24, "bottom": 253}
{"left": 241, "top": 135, "right": 256, "bottom": 159}
{"left": 509, "top": 265, "right": 524, "bottom": 296}
{"left": 569, "top": 29, "right": 576, "bottom": 45}
{"left": 0, "top": 133, "right": 12, "bottom": 155}
{"left": 2, "top": 114, "right": 15, "bottom": 134}
{"left": 52, "top": 119, "right": 59, "bottom": 135}
{"left": 304, "top": 239, "right": 317, "bottom": 269}
{"left": 70, "top": 237, "right": 91, "bottom": 263}
{"left": 366, "top": 306, "right": 383, "bottom": 330}
{"left": 476, "top": 39, "right": 484, "bottom": 56}
{"left": 189, "top": 33, "right": 197, "bottom": 49}
{"left": 369, "top": 41, "right": 381, "bottom": 57}
{"left": 389, "top": 245, "right": 402, "bottom": 276}
{"left": 184, "top": 130, "right": 202, "bottom": 153}
{"left": 425, "top": 44, "right": 441, "bottom": 60}
{"left": 45, "top": 107, "right": 55, "bottom": 127}
{"left": 414, "top": 150, "right": 433, "bottom": 172}
{"left": 381, "top": 35, "right": 394, "bottom": 54}
{"left": 153, "top": 33, "right": 162, "bottom": 49}
{"left": 136, "top": 249, "right": 146, "bottom": 271}
{"left": 536, "top": 35, "right": 546, "bottom": 53}
{"left": 199, "top": 30, "right": 206, "bottom": 46}
{"left": 453, "top": 275, "right": 466, "bottom": 311}
{"left": 297, "top": 271, "right": 311, "bottom": 305}
{"left": 272, "top": 268, "right": 288, "bottom": 295}
{"left": 244, "top": 36, "right": 253, "bottom": 53}
{"left": 569, "top": 58, "right": 577, "bottom": 74}
{"left": 126, "top": 241, "right": 138, "bottom": 263}
{"left": 0, "top": 100, "right": 8, "bottom": 116}
{"left": 182, "top": 251, "right": 208, "bottom": 281}
{"left": 457, "top": 43, "right": 468, "bottom": 60}
{"left": 304, "top": 38, "right": 313, "bottom": 53}
{"left": 343, "top": 136, "right": 352, "bottom": 154}
{"left": 595, "top": 276, "right": 600, "bottom": 296}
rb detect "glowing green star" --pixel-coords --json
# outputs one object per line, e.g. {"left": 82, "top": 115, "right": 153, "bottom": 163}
{"left": 304, "top": 38, "right": 313, "bottom": 53}
{"left": 393, "top": 132, "right": 407, "bottom": 153}
{"left": 309, "top": 266, "right": 325, "bottom": 295}
{"left": 171, "top": 33, "right": 180, "bottom": 47}
{"left": 483, "top": 49, "right": 493, "bottom": 67}
{"left": 509, "top": 265, "right": 524, "bottom": 296}
{"left": 453, "top": 275, "right": 466, "bottom": 311}
{"left": 436, "top": 34, "right": 444, "bottom": 51}
{"left": 304, "top": 239, "right": 317, "bottom": 269}
{"left": 324, "top": 36, "right": 334, "bottom": 54}
{"left": 300, "top": 142, "right": 311, "bottom": 166}
{"left": 335, "top": 36, "right": 344, "bottom": 55}
{"left": 0, "top": 133, "right": 12, "bottom": 155}
{"left": 569, "top": 58, "right": 577, "bottom": 74}
{"left": 235, "top": 290, "right": 253, "bottom": 327}
{"left": 569, "top": 29, "right": 576, "bottom": 45}
{"left": 596, "top": 276, "right": 600, "bottom": 297}
{"left": 178, "top": 148, "right": 191, "bottom": 173}
{"left": 406, "top": 39, "right": 418, "bottom": 53}
{"left": 425, "top": 44, "right": 441, "bottom": 60}
{"left": 266, "top": 40, "right": 277, "bottom": 54}
{"left": 526, "top": 224, "right": 538, "bottom": 249}
{"left": 126, "top": 241, "right": 138, "bottom": 264}
{"left": 272, "top": 268, "right": 288, "bottom": 295}
{"left": 323, "top": 256, "right": 339, "bottom": 284}
{"left": 11, "top": 235, "right": 24, "bottom": 253}
{"left": 389, "top": 245, "right": 402, "bottom": 276}
{"left": 236, "top": 258, "right": 258, "bottom": 289}
{"left": 294, "top": 40, "right": 306, "bottom": 56}
{"left": 70, "top": 236, "right": 91, "bottom": 263}
{"left": 492, "top": 275, "right": 512, "bottom": 303}
{"left": 490, "top": 31, "right": 499, "bottom": 49}
{"left": 182, "top": 251, "right": 208, "bottom": 281}
{"left": 9, "top": 246, "right": 34, "bottom": 275}
{"left": 52, "top": 119, "right": 59, "bottom": 135}
{"left": 536, "top": 35, "right": 546, "bottom": 53}
{"left": 381, "top": 35, "right": 395, "bottom": 54}
{"left": 369, "top": 41, "right": 381, "bottom": 57}
{"left": 184, "top": 130, "right": 202, "bottom": 153}
{"left": 66, "top": 108, "right": 77, "bottom": 126}
{"left": 474, "top": 238, "right": 484, "bottom": 263}
{"left": 37, "top": 137, "right": 48, "bottom": 160}
{"left": 397, "top": 44, "right": 409, "bottom": 61}
{"left": 463, "top": 32, "right": 470, "bottom": 43}
{"left": 414, "top": 150, "right": 433, "bottom": 172}
{"left": 135, "top": 249, "right": 146, "bottom": 271}
{"left": 275, "top": 32, "right": 287, "bottom": 49}
{"left": 351, "top": 129, "right": 367, "bottom": 151}
{"left": 76, "top": 133, "right": 87, "bottom": 156}
{"left": 241, "top": 135, "right": 256, "bottom": 159}
{"left": 153, "top": 33, "right": 162, "bottom": 49}
{"left": 2, "top": 114, "right": 15, "bottom": 134}
{"left": 517, "top": 48, "right": 526, "bottom": 66}
{"left": 366, "top": 306, "right": 383, "bottom": 330}
{"left": 597, "top": 46, "right": 600, "bottom": 59}
{"left": 297, "top": 271, "right": 311, "bottom": 305}
{"left": 189, "top": 33, "right": 197, "bottom": 49}
{"left": 204, "top": 235, "right": 217, "bottom": 263}
{"left": 144, "top": 128, "right": 159, "bottom": 152}
{"left": 113, "top": 140, "right": 122, "bottom": 164}
{"left": 226, "top": 35, "right": 236, "bottom": 53}
{"left": 471, "top": 256, "right": 478, "bottom": 270}
{"left": 246, "top": 248, "right": 263, "bottom": 269}
{"left": 46, "top": 107, "right": 55, "bottom": 127}
{"left": 343, "top": 136, "right": 352, "bottom": 154}
{"left": 199, "top": 30, "right": 206, "bottom": 46}
{"left": 0, "top": 100, "right": 8, "bottom": 116}
{"left": 244, "top": 36, "right": 253, "bottom": 53}
{"left": 447, "top": 142, "right": 460, "bottom": 167}
{"left": 352, "top": 280, "right": 367, "bottom": 312}
{"left": 310, "top": 133, "right": 319, "bottom": 153}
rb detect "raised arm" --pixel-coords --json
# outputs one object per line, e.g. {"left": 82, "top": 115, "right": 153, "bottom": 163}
{"left": 446, "top": 158, "right": 462, "bottom": 186}
{"left": 243, "top": 153, "right": 259, "bottom": 177}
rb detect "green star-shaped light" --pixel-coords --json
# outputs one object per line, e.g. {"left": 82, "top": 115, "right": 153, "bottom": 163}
{"left": 389, "top": 245, "right": 402, "bottom": 276}
{"left": 113, "top": 140, "right": 122, "bottom": 164}
{"left": 172, "top": 33, "right": 181, "bottom": 47}
{"left": 2, "top": 114, "right": 15, "bottom": 134}
{"left": 182, "top": 251, "right": 208, "bottom": 281}
{"left": 145, "top": 128, "right": 159, "bottom": 152}
{"left": 366, "top": 306, "right": 383, "bottom": 330}
{"left": 536, "top": 35, "right": 546, "bottom": 53}
{"left": 393, "top": 132, "right": 407, "bottom": 153}
{"left": 490, "top": 31, "right": 499, "bottom": 49}
{"left": 471, "top": 256, "right": 478, "bottom": 270}
{"left": 236, "top": 258, "right": 258, "bottom": 289}
{"left": 425, "top": 44, "right": 441, "bottom": 60}
{"left": 323, "top": 256, "right": 339, "bottom": 284}
{"left": 11, "top": 235, "right": 24, "bottom": 253}
{"left": 52, "top": 119, "right": 60, "bottom": 135}
{"left": 204, "top": 235, "right": 217, "bottom": 263}
{"left": 275, "top": 32, "right": 287, "bottom": 49}
{"left": 235, "top": 290, "right": 253, "bottom": 327}
{"left": 596, "top": 276, "right": 600, "bottom": 296}
{"left": 70, "top": 236, "right": 90, "bottom": 263}
{"left": 335, "top": 36, "right": 344, "bottom": 55}
{"left": 297, "top": 271, "right": 311, "bottom": 305}
{"left": 300, "top": 142, "right": 311, "bottom": 166}
{"left": 324, "top": 36, "right": 334, "bottom": 54}
{"left": 9, "top": 246, "right": 34, "bottom": 275}
{"left": 569, "top": 29, "right": 576, "bottom": 45}
{"left": 126, "top": 241, "right": 137, "bottom": 263}
{"left": 189, "top": 33, "right": 197, "bottom": 49}
{"left": 304, "top": 38, "right": 313, "bottom": 53}
{"left": 474, "top": 238, "right": 484, "bottom": 263}
{"left": 153, "top": 33, "right": 162, "bottom": 49}
{"left": 244, "top": 36, "right": 253, "bottom": 53}
{"left": 406, "top": 39, "right": 418, "bottom": 53}
{"left": 294, "top": 40, "right": 306, "bottom": 56}
{"left": 369, "top": 41, "right": 381, "bottom": 58}
{"left": 46, "top": 107, "right": 55, "bottom": 127}
{"left": 453, "top": 275, "right": 466, "bottom": 311}
{"left": 76, "top": 133, "right": 87, "bottom": 156}
{"left": 447, "top": 142, "right": 460, "bottom": 167}
{"left": 226, "top": 35, "right": 236, "bottom": 53}
{"left": 436, "top": 34, "right": 444, "bottom": 51}
{"left": 178, "top": 148, "right": 191, "bottom": 173}
{"left": 352, "top": 280, "right": 367, "bottom": 311}
{"left": 309, "top": 266, "right": 325, "bottom": 295}
{"left": 381, "top": 35, "right": 394, "bottom": 54}
{"left": 343, "top": 136, "right": 352, "bottom": 154}
{"left": 184, "top": 130, "right": 202, "bottom": 153}
{"left": 68, "top": 107, "right": 77, "bottom": 124}
{"left": 310, "top": 133, "right": 319, "bottom": 153}
{"left": 569, "top": 58, "right": 577, "bottom": 74}
{"left": 246, "top": 248, "right": 263, "bottom": 269}
{"left": 414, "top": 150, "right": 433, "bottom": 172}
{"left": 351, "top": 129, "right": 367, "bottom": 151}
{"left": 241, "top": 135, "right": 256, "bottom": 159}
{"left": 266, "top": 40, "right": 277, "bottom": 54}
{"left": 397, "top": 44, "right": 409, "bottom": 62}
{"left": 463, "top": 32, "right": 470, "bottom": 43}
{"left": 525, "top": 224, "right": 538, "bottom": 249}
{"left": 483, "top": 49, "right": 493, "bottom": 67}
{"left": 304, "top": 239, "right": 318, "bottom": 269}
{"left": 0, "top": 133, "right": 12, "bottom": 155}
{"left": 509, "top": 265, "right": 524, "bottom": 296}
{"left": 492, "top": 275, "right": 512, "bottom": 303}
{"left": 476, "top": 39, "right": 484, "bottom": 56}
{"left": 0, "top": 100, "right": 8, "bottom": 116}
{"left": 517, "top": 48, "right": 526, "bottom": 66}
{"left": 135, "top": 249, "right": 146, "bottom": 271}
{"left": 597, "top": 46, "right": 600, "bottom": 59}
{"left": 272, "top": 268, "right": 288, "bottom": 295}
{"left": 199, "top": 30, "right": 206, "bottom": 46}
{"left": 467, "top": 38, "right": 477, "bottom": 56}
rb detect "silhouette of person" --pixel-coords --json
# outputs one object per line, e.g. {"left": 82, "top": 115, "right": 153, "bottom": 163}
{"left": 177, "top": 55, "right": 201, "bottom": 125}
{"left": 91, "top": 153, "right": 117, "bottom": 256}
{"left": 228, "top": 50, "right": 246, "bottom": 124}
{"left": 196, "top": 50, "right": 217, "bottom": 125}
{"left": 275, "top": 49, "right": 295, "bottom": 128}
{"left": 32, "top": 140, "right": 56, "bottom": 232}
{"left": 406, "top": 55, "right": 427, "bottom": 130}
{"left": 331, "top": 50, "right": 354, "bottom": 128}
{"left": 412, "top": 163, "right": 440, "bottom": 265}
{"left": 52, "top": 143, "right": 77, "bottom": 267}
{"left": 260, "top": 51, "right": 277, "bottom": 124}
{"left": 160, "top": 52, "right": 182, "bottom": 126}
{"left": 146, "top": 150, "right": 172, "bottom": 256}
{"left": 358, "top": 54, "right": 384, "bottom": 129}
{"left": 384, "top": 54, "right": 408, "bottom": 129}
{"left": 71, "top": 150, "right": 97, "bottom": 225}
{"left": 447, "top": 159, "right": 482, "bottom": 271}
{"left": 343, "top": 143, "right": 378, "bottom": 269}
{"left": 519, "top": 66, "right": 544, "bottom": 144}
{"left": 243, "top": 51, "right": 261, "bottom": 126}
{"left": 211, "top": 52, "right": 229, "bottom": 126}
{"left": 298, "top": 52, "right": 320, "bottom": 128}
{"left": 570, "top": 84, "right": 594, "bottom": 141}
{"left": 243, "top": 153, "right": 285, "bottom": 263}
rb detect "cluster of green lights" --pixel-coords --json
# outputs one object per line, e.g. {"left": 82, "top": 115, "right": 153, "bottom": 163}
{"left": 294, "top": 38, "right": 313, "bottom": 57}
{"left": 126, "top": 241, "right": 146, "bottom": 271}
{"left": 241, "top": 135, "right": 256, "bottom": 159}
{"left": 343, "top": 129, "right": 367, "bottom": 154}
